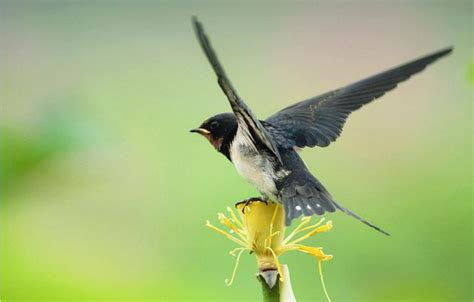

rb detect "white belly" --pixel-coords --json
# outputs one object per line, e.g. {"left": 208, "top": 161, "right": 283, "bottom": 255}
{"left": 230, "top": 129, "right": 278, "bottom": 197}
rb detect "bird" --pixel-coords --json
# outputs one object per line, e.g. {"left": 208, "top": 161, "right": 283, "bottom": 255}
{"left": 190, "top": 16, "right": 452, "bottom": 235}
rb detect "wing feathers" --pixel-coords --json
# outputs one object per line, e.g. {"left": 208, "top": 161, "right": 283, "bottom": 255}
{"left": 267, "top": 47, "right": 452, "bottom": 149}
{"left": 192, "top": 17, "right": 282, "bottom": 163}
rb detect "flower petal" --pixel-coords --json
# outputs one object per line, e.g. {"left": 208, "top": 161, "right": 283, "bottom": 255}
{"left": 287, "top": 221, "right": 333, "bottom": 245}
{"left": 225, "top": 248, "right": 248, "bottom": 286}
{"left": 206, "top": 220, "right": 248, "bottom": 247}
{"left": 295, "top": 245, "right": 333, "bottom": 262}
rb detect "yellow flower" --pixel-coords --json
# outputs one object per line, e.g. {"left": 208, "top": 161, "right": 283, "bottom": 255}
{"left": 206, "top": 201, "right": 333, "bottom": 301}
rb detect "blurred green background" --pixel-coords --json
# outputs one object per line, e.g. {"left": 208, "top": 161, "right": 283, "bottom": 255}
{"left": 1, "top": 1, "right": 472, "bottom": 301}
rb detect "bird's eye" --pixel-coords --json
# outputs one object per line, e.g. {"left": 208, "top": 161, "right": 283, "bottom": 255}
{"left": 210, "top": 121, "right": 219, "bottom": 129}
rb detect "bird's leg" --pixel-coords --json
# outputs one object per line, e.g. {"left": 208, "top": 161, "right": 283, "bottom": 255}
{"left": 235, "top": 197, "right": 263, "bottom": 209}
{"left": 235, "top": 196, "right": 268, "bottom": 213}
{"left": 260, "top": 194, "right": 269, "bottom": 206}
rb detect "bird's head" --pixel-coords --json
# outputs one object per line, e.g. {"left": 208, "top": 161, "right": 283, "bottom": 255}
{"left": 190, "top": 113, "right": 238, "bottom": 151}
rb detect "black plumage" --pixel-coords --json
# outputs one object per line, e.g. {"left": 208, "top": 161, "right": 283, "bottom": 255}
{"left": 192, "top": 17, "right": 283, "bottom": 165}
{"left": 265, "top": 48, "right": 453, "bottom": 149}
{"left": 190, "top": 17, "right": 452, "bottom": 235}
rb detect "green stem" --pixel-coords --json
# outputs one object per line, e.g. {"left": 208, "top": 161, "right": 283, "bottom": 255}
{"left": 257, "top": 269, "right": 280, "bottom": 302}
{"left": 257, "top": 265, "right": 296, "bottom": 302}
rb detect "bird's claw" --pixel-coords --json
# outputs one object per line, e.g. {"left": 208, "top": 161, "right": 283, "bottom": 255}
{"left": 235, "top": 197, "right": 268, "bottom": 213}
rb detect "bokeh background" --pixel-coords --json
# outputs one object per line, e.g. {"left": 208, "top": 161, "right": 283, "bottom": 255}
{"left": 1, "top": 1, "right": 472, "bottom": 301}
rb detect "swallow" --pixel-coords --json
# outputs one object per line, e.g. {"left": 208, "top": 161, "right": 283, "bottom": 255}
{"left": 190, "top": 17, "right": 452, "bottom": 235}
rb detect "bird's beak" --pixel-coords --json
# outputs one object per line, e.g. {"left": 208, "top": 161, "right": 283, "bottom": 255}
{"left": 190, "top": 128, "right": 211, "bottom": 135}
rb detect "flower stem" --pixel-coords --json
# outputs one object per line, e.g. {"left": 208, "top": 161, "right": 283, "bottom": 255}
{"left": 257, "top": 269, "right": 280, "bottom": 302}
{"left": 257, "top": 264, "right": 296, "bottom": 302}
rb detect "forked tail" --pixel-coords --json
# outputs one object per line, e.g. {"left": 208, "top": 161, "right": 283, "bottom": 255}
{"left": 331, "top": 200, "right": 390, "bottom": 236}
{"left": 281, "top": 178, "right": 390, "bottom": 236}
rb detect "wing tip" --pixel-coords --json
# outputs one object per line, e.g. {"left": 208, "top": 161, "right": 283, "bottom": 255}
{"left": 433, "top": 46, "right": 453, "bottom": 59}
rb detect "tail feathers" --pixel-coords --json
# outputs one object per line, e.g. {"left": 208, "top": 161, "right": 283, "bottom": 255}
{"left": 332, "top": 200, "right": 390, "bottom": 236}
{"left": 283, "top": 187, "right": 335, "bottom": 226}
{"left": 281, "top": 182, "right": 389, "bottom": 235}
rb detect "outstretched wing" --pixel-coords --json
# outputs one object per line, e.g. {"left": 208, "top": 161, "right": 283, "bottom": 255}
{"left": 192, "top": 17, "right": 282, "bottom": 164}
{"left": 266, "top": 48, "right": 453, "bottom": 149}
